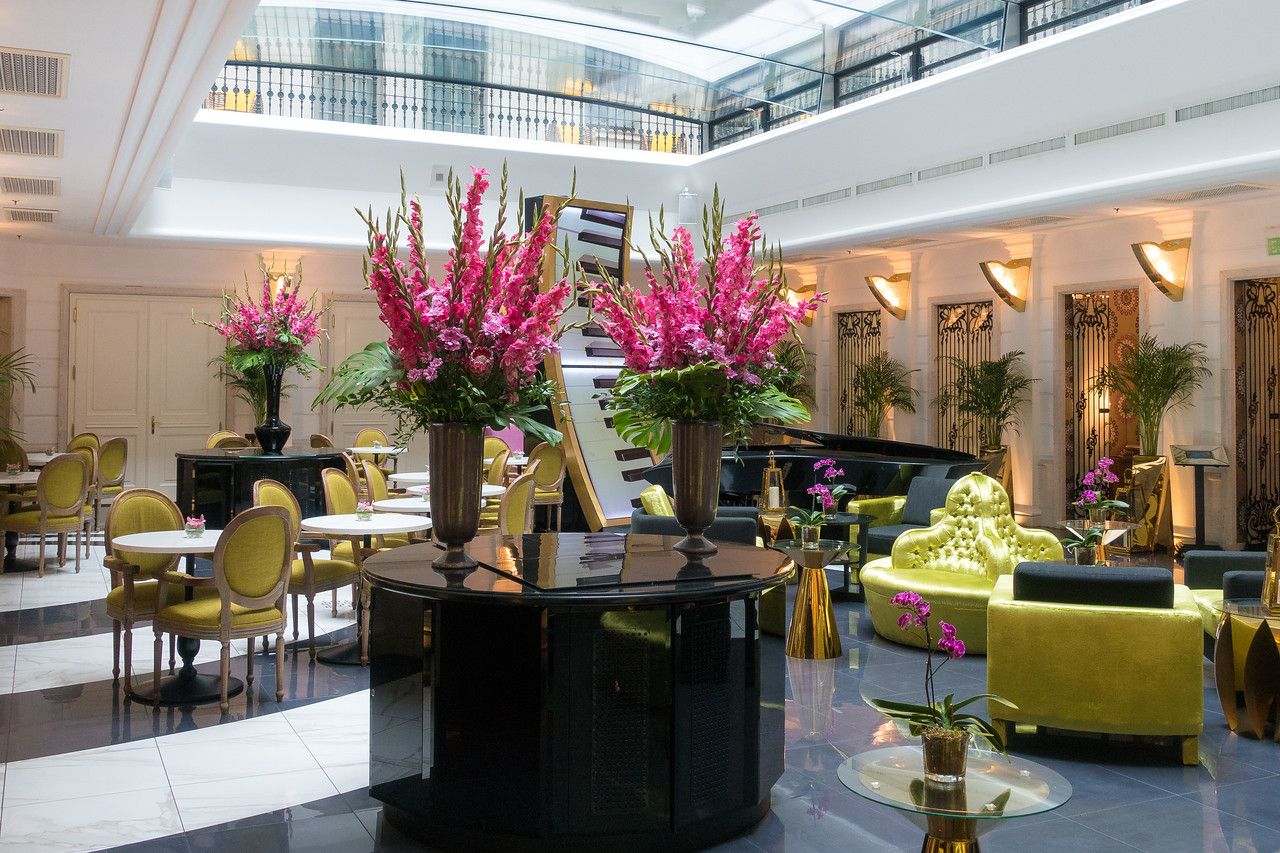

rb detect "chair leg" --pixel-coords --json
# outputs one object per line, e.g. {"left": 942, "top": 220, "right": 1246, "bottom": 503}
{"left": 152, "top": 627, "right": 163, "bottom": 708}
{"left": 219, "top": 642, "right": 231, "bottom": 713}
{"left": 1182, "top": 736, "right": 1199, "bottom": 766}
{"left": 74, "top": 529, "right": 82, "bottom": 572}
{"left": 111, "top": 620, "right": 121, "bottom": 682}
{"left": 246, "top": 637, "right": 255, "bottom": 685}
{"left": 37, "top": 532, "right": 45, "bottom": 577}
{"left": 331, "top": 588, "right": 337, "bottom": 616}
{"left": 123, "top": 620, "right": 134, "bottom": 689}
{"left": 291, "top": 594, "right": 299, "bottom": 642}
{"left": 359, "top": 582, "right": 371, "bottom": 667}
{"left": 57, "top": 533, "right": 67, "bottom": 566}
{"left": 275, "top": 630, "right": 285, "bottom": 702}
{"left": 169, "top": 634, "right": 176, "bottom": 673}
{"left": 307, "top": 594, "right": 317, "bottom": 660}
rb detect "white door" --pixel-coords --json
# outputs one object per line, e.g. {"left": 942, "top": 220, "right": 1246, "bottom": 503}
{"left": 324, "top": 298, "right": 426, "bottom": 469}
{"left": 70, "top": 294, "right": 225, "bottom": 495}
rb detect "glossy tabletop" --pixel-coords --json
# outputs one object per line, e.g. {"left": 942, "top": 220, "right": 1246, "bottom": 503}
{"left": 371, "top": 497, "right": 432, "bottom": 515}
{"left": 486, "top": 454, "right": 529, "bottom": 466}
{"left": 110, "top": 529, "right": 224, "bottom": 554}
{"left": 25, "top": 452, "right": 56, "bottom": 468}
{"left": 175, "top": 447, "right": 344, "bottom": 461}
{"left": 347, "top": 446, "right": 406, "bottom": 455}
{"left": 300, "top": 513, "right": 432, "bottom": 537}
{"left": 0, "top": 471, "right": 39, "bottom": 486}
{"left": 405, "top": 483, "right": 505, "bottom": 499}
{"left": 387, "top": 472, "right": 431, "bottom": 486}
{"left": 363, "top": 532, "right": 793, "bottom": 607}
{"left": 838, "top": 746, "right": 1071, "bottom": 821}
{"left": 772, "top": 538, "right": 856, "bottom": 569}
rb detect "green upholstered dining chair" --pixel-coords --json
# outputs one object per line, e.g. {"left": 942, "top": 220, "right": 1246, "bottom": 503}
{"left": 483, "top": 435, "right": 509, "bottom": 464}
{"left": 205, "top": 431, "right": 241, "bottom": 449}
{"left": 482, "top": 447, "right": 510, "bottom": 512}
{"left": 104, "top": 488, "right": 191, "bottom": 690}
{"left": 97, "top": 437, "right": 128, "bottom": 508}
{"left": 309, "top": 433, "right": 335, "bottom": 448}
{"left": 527, "top": 442, "right": 567, "bottom": 531}
{"left": 859, "top": 472, "right": 1063, "bottom": 654}
{"left": 254, "top": 479, "right": 362, "bottom": 660}
{"left": 359, "top": 461, "right": 411, "bottom": 547}
{"left": 2, "top": 452, "right": 90, "bottom": 575}
{"left": 68, "top": 432, "right": 99, "bottom": 455}
{"left": 353, "top": 427, "right": 395, "bottom": 474}
{"left": 479, "top": 461, "right": 540, "bottom": 535}
{"left": 69, "top": 445, "right": 98, "bottom": 551}
{"left": 151, "top": 505, "right": 293, "bottom": 713}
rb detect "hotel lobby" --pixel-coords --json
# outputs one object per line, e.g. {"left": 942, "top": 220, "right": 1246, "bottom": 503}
{"left": 1, "top": 0, "right": 1280, "bottom": 850}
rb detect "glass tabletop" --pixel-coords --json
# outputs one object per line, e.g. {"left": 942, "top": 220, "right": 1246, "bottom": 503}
{"left": 818, "top": 513, "right": 876, "bottom": 526}
{"left": 1059, "top": 519, "right": 1137, "bottom": 545}
{"left": 837, "top": 746, "right": 1071, "bottom": 821}
{"left": 1219, "top": 599, "right": 1280, "bottom": 621}
{"left": 772, "top": 539, "right": 855, "bottom": 569}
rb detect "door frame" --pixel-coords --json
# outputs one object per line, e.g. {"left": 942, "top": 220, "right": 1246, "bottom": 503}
{"left": 926, "top": 290, "right": 1001, "bottom": 451}
{"left": 59, "top": 283, "right": 229, "bottom": 448}
{"left": 0, "top": 289, "right": 30, "bottom": 439}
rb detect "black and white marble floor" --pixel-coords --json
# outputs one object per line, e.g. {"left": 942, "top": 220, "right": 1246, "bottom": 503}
{"left": 0, "top": 538, "right": 1276, "bottom": 853}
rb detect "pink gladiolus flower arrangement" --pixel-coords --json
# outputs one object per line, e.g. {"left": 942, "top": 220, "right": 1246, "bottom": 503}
{"left": 198, "top": 258, "right": 323, "bottom": 378}
{"left": 867, "top": 592, "right": 1011, "bottom": 755}
{"left": 587, "top": 191, "right": 825, "bottom": 452}
{"left": 316, "top": 165, "right": 573, "bottom": 445}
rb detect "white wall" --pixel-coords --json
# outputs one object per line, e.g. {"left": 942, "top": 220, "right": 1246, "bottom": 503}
{"left": 812, "top": 193, "right": 1280, "bottom": 547}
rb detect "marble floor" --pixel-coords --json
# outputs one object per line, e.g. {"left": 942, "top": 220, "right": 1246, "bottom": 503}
{"left": 0, "top": 544, "right": 1276, "bottom": 853}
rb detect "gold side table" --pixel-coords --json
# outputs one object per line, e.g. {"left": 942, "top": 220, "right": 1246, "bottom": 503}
{"left": 1213, "top": 599, "right": 1280, "bottom": 741}
{"left": 772, "top": 539, "right": 852, "bottom": 660}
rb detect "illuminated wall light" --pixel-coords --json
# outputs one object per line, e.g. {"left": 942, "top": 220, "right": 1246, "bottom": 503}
{"left": 978, "top": 257, "right": 1031, "bottom": 312}
{"left": 865, "top": 273, "right": 910, "bottom": 320}
{"left": 1131, "top": 238, "right": 1190, "bottom": 302}
{"left": 785, "top": 282, "right": 819, "bottom": 326}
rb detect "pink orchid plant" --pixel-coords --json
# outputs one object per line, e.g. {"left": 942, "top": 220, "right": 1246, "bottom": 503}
{"left": 867, "top": 592, "right": 1012, "bottom": 754}
{"left": 199, "top": 259, "right": 323, "bottom": 378}
{"left": 1073, "top": 456, "right": 1128, "bottom": 517}
{"left": 790, "top": 457, "right": 851, "bottom": 527}
{"left": 588, "top": 190, "right": 825, "bottom": 452}
{"left": 315, "top": 165, "right": 573, "bottom": 445}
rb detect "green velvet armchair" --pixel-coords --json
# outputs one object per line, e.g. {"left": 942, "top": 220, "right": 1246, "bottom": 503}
{"left": 859, "top": 473, "right": 1062, "bottom": 653}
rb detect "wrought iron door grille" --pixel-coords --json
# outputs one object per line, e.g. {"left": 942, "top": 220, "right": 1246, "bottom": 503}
{"left": 935, "top": 301, "right": 994, "bottom": 454}
{"left": 1234, "top": 278, "right": 1280, "bottom": 546}
{"left": 835, "top": 310, "right": 882, "bottom": 436}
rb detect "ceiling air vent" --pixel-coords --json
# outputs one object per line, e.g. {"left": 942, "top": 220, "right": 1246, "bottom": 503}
{"left": 802, "top": 188, "right": 851, "bottom": 208}
{"left": 918, "top": 156, "right": 982, "bottom": 182}
{"left": 1147, "top": 184, "right": 1268, "bottom": 204}
{"left": 0, "top": 126, "right": 62, "bottom": 157}
{"left": 857, "top": 172, "right": 912, "bottom": 195}
{"left": 724, "top": 211, "right": 752, "bottom": 222}
{"left": 755, "top": 199, "right": 799, "bottom": 217}
{"left": 989, "top": 136, "right": 1065, "bottom": 165}
{"left": 0, "top": 47, "right": 68, "bottom": 97}
{"left": 1, "top": 175, "right": 59, "bottom": 196}
{"left": 871, "top": 236, "right": 932, "bottom": 249}
{"left": 1074, "top": 113, "right": 1164, "bottom": 145}
{"left": 1177, "top": 85, "right": 1280, "bottom": 122}
{"left": 7, "top": 208, "right": 57, "bottom": 223}
{"left": 983, "top": 214, "right": 1073, "bottom": 231}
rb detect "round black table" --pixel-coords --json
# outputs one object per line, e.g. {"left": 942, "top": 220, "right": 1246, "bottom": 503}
{"left": 175, "top": 447, "right": 344, "bottom": 529}
{"left": 363, "top": 532, "right": 793, "bottom": 852}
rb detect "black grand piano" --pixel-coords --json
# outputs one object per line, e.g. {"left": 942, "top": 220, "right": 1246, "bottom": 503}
{"left": 643, "top": 425, "right": 987, "bottom": 507}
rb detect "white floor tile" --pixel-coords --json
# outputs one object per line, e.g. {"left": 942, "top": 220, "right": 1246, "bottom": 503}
{"left": 283, "top": 689, "right": 369, "bottom": 733}
{"left": 170, "top": 767, "right": 340, "bottom": 832}
{"left": 0, "top": 786, "right": 183, "bottom": 853}
{"left": 158, "top": 724, "right": 322, "bottom": 787}
{"left": 2, "top": 740, "right": 169, "bottom": 808}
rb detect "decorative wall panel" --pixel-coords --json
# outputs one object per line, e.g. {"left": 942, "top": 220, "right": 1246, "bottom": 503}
{"left": 835, "top": 310, "right": 882, "bottom": 436}
{"left": 1234, "top": 278, "right": 1280, "bottom": 546}
{"left": 1064, "top": 289, "right": 1139, "bottom": 503}
{"left": 935, "top": 301, "right": 994, "bottom": 454}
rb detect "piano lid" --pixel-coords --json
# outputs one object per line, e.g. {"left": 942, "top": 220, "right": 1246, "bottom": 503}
{"left": 761, "top": 425, "right": 977, "bottom": 462}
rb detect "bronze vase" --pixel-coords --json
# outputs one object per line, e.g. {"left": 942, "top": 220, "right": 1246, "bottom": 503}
{"left": 921, "top": 728, "right": 970, "bottom": 784}
{"left": 428, "top": 422, "right": 483, "bottom": 572}
{"left": 671, "top": 420, "right": 723, "bottom": 557}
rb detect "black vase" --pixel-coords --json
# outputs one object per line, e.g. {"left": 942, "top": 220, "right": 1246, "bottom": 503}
{"left": 254, "top": 363, "right": 291, "bottom": 455}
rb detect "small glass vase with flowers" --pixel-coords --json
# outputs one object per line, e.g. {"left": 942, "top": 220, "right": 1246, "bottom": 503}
{"left": 184, "top": 515, "right": 206, "bottom": 539}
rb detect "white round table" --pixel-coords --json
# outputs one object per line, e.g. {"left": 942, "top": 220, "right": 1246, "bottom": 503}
{"left": 0, "top": 471, "right": 40, "bottom": 487}
{"left": 347, "top": 446, "right": 407, "bottom": 455}
{"left": 406, "top": 483, "right": 505, "bottom": 499}
{"left": 25, "top": 453, "right": 56, "bottom": 469}
{"left": 300, "top": 512, "right": 433, "bottom": 665}
{"left": 108, "top": 528, "right": 232, "bottom": 706}
{"left": 388, "top": 472, "right": 431, "bottom": 486}
{"left": 373, "top": 498, "right": 433, "bottom": 515}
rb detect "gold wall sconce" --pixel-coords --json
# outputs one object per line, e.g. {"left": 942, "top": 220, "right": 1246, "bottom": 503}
{"left": 260, "top": 253, "right": 302, "bottom": 296}
{"left": 1131, "top": 238, "right": 1189, "bottom": 302}
{"left": 865, "top": 273, "right": 910, "bottom": 319}
{"left": 979, "top": 257, "right": 1031, "bottom": 311}
{"left": 786, "top": 282, "right": 819, "bottom": 326}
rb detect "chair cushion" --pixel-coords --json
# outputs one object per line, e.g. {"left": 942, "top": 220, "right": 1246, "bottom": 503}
{"left": 331, "top": 540, "right": 397, "bottom": 561}
{"left": 1223, "top": 570, "right": 1265, "bottom": 600}
{"left": 106, "top": 581, "right": 215, "bottom": 617}
{"left": 534, "top": 489, "right": 563, "bottom": 502}
{"left": 1190, "top": 588, "right": 1223, "bottom": 636}
{"left": 639, "top": 485, "right": 675, "bottom": 517}
{"left": 156, "top": 598, "right": 285, "bottom": 632}
{"left": 1182, "top": 550, "right": 1267, "bottom": 589}
{"left": 866, "top": 523, "right": 923, "bottom": 556}
{"left": 900, "top": 477, "right": 955, "bottom": 525}
{"left": 3, "top": 509, "right": 84, "bottom": 531}
{"left": 290, "top": 558, "right": 359, "bottom": 589}
{"left": 1013, "top": 562, "right": 1174, "bottom": 609}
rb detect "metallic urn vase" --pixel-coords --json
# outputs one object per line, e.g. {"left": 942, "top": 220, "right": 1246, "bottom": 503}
{"left": 253, "top": 363, "right": 291, "bottom": 455}
{"left": 671, "top": 420, "right": 723, "bottom": 557}
{"left": 428, "top": 422, "right": 483, "bottom": 573}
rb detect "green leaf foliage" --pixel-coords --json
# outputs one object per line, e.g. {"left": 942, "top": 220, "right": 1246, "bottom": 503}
{"left": 935, "top": 350, "right": 1036, "bottom": 447}
{"left": 1095, "top": 334, "right": 1211, "bottom": 456}
{"left": 850, "top": 353, "right": 918, "bottom": 439}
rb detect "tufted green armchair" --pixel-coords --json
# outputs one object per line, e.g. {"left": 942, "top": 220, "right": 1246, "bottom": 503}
{"left": 860, "top": 473, "right": 1062, "bottom": 654}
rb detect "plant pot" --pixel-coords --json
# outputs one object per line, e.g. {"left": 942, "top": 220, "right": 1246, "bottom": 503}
{"left": 921, "top": 728, "right": 969, "bottom": 784}
{"left": 671, "top": 420, "right": 723, "bottom": 557}
{"left": 1264, "top": 532, "right": 1280, "bottom": 613}
{"left": 800, "top": 524, "right": 821, "bottom": 550}
{"left": 1073, "top": 546, "right": 1097, "bottom": 566}
{"left": 428, "top": 423, "right": 484, "bottom": 573}
{"left": 254, "top": 363, "right": 291, "bottom": 455}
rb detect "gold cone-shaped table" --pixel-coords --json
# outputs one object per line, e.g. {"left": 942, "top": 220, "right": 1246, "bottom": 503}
{"left": 775, "top": 540, "right": 849, "bottom": 660}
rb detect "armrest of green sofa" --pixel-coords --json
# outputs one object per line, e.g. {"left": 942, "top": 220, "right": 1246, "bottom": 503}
{"left": 846, "top": 495, "right": 905, "bottom": 527}
{"left": 929, "top": 507, "right": 945, "bottom": 525}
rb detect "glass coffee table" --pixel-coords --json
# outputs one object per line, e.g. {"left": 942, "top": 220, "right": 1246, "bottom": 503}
{"left": 838, "top": 745, "right": 1071, "bottom": 852}
{"left": 1212, "top": 599, "right": 1280, "bottom": 740}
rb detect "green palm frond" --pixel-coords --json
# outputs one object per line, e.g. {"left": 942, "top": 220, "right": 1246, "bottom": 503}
{"left": 0, "top": 349, "right": 37, "bottom": 442}
{"left": 935, "top": 350, "right": 1036, "bottom": 447}
{"left": 850, "top": 353, "right": 918, "bottom": 438}
{"left": 1095, "top": 334, "right": 1211, "bottom": 455}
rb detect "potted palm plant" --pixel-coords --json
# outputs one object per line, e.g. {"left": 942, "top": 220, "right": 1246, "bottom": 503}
{"left": 850, "top": 353, "right": 918, "bottom": 438}
{"left": 935, "top": 351, "right": 1035, "bottom": 452}
{"left": 1095, "top": 334, "right": 1210, "bottom": 457}
{"left": 0, "top": 349, "right": 36, "bottom": 442}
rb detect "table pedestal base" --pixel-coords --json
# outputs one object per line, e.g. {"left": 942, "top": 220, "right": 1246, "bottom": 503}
{"left": 130, "top": 636, "right": 244, "bottom": 706}
{"left": 922, "top": 835, "right": 978, "bottom": 853}
{"left": 787, "top": 567, "right": 842, "bottom": 660}
{"left": 316, "top": 640, "right": 362, "bottom": 665}
{"left": 4, "top": 532, "right": 55, "bottom": 573}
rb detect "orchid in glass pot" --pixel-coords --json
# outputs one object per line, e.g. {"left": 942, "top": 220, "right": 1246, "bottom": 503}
{"left": 1073, "top": 457, "right": 1129, "bottom": 521}
{"left": 588, "top": 190, "right": 825, "bottom": 556}
{"left": 867, "top": 592, "right": 1012, "bottom": 783}
{"left": 314, "top": 165, "right": 573, "bottom": 572}
{"left": 196, "top": 258, "right": 322, "bottom": 454}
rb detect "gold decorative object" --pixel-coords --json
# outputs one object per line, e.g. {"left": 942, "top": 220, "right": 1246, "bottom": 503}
{"left": 1131, "top": 238, "right": 1190, "bottom": 302}
{"left": 778, "top": 540, "right": 848, "bottom": 660}
{"left": 1212, "top": 602, "right": 1280, "bottom": 741}
{"left": 865, "top": 273, "right": 910, "bottom": 320}
{"left": 1263, "top": 509, "right": 1280, "bottom": 613}
{"left": 978, "top": 257, "right": 1030, "bottom": 312}
{"left": 758, "top": 451, "right": 787, "bottom": 539}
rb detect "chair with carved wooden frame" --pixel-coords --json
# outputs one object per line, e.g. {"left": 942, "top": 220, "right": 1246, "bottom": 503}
{"left": 97, "top": 437, "right": 128, "bottom": 513}
{"left": 479, "top": 461, "right": 541, "bottom": 535}
{"left": 310, "top": 433, "right": 335, "bottom": 449}
{"left": 151, "top": 505, "right": 293, "bottom": 712}
{"left": 205, "top": 431, "right": 242, "bottom": 449}
{"left": 69, "top": 446, "right": 99, "bottom": 552}
{"left": 528, "top": 442, "right": 567, "bottom": 531}
{"left": 321, "top": 467, "right": 373, "bottom": 656}
{"left": 1, "top": 453, "right": 89, "bottom": 575}
{"left": 353, "top": 427, "right": 396, "bottom": 475}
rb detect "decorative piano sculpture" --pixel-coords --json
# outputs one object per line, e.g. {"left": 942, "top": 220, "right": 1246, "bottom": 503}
{"left": 643, "top": 425, "right": 987, "bottom": 509}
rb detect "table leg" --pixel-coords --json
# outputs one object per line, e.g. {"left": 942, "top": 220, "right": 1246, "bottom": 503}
{"left": 134, "top": 553, "right": 245, "bottom": 705}
{"left": 316, "top": 534, "right": 368, "bottom": 666}
{"left": 787, "top": 567, "right": 842, "bottom": 660}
